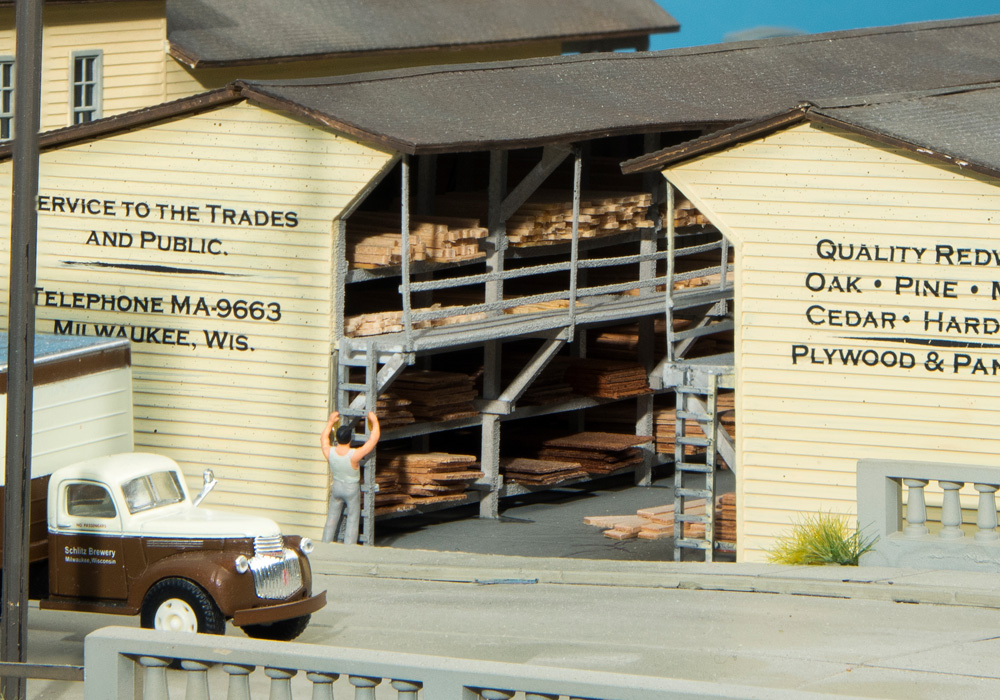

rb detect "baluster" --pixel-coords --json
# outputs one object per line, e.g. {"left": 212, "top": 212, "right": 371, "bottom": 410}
{"left": 939, "top": 481, "right": 965, "bottom": 539}
{"left": 390, "top": 680, "right": 422, "bottom": 700}
{"left": 902, "top": 478, "right": 929, "bottom": 537}
{"left": 224, "top": 664, "right": 255, "bottom": 700}
{"left": 266, "top": 668, "right": 297, "bottom": 700}
{"left": 479, "top": 690, "right": 515, "bottom": 700}
{"left": 348, "top": 676, "right": 380, "bottom": 700}
{"left": 526, "top": 694, "right": 558, "bottom": 700}
{"left": 974, "top": 483, "right": 1000, "bottom": 541}
{"left": 138, "top": 656, "right": 171, "bottom": 700}
{"left": 307, "top": 672, "right": 339, "bottom": 700}
{"left": 182, "top": 660, "right": 213, "bottom": 700}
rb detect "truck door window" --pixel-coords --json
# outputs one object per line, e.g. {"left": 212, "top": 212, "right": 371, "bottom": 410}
{"left": 66, "top": 482, "right": 117, "bottom": 518}
{"left": 122, "top": 471, "right": 185, "bottom": 513}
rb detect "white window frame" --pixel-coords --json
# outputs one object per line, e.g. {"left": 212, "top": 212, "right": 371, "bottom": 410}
{"left": 70, "top": 49, "right": 102, "bottom": 124}
{"left": 0, "top": 56, "right": 13, "bottom": 141}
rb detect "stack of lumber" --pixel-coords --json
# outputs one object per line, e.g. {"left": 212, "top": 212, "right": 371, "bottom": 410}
{"left": 586, "top": 319, "right": 669, "bottom": 361}
{"left": 654, "top": 392, "right": 736, "bottom": 455}
{"left": 500, "top": 457, "right": 589, "bottom": 486}
{"left": 565, "top": 358, "right": 651, "bottom": 399}
{"left": 377, "top": 452, "right": 482, "bottom": 505}
{"left": 390, "top": 369, "right": 479, "bottom": 422}
{"left": 346, "top": 211, "right": 487, "bottom": 269}
{"left": 585, "top": 492, "right": 736, "bottom": 543}
{"left": 436, "top": 190, "right": 654, "bottom": 247}
{"left": 345, "top": 303, "right": 487, "bottom": 337}
{"left": 666, "top": 197, "right": 708, "bottom": 228}
{"left": 533, "top": 431, "right": 651, "bottom": 475}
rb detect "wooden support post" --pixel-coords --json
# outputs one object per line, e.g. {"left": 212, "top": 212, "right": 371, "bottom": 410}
{"left": 400, "top": 155, "right": 413, "bottom": 347}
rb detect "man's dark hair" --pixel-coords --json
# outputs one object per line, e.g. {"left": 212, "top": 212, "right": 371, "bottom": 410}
{"left": 335, "top": 425, "right": 354, "bottom": 445}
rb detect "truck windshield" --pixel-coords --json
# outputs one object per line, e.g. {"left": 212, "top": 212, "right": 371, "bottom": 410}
{"left": 122, "top": 471, "right": 185, "bottom": 513}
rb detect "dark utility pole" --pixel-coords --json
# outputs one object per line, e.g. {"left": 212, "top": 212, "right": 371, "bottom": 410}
{"left": 2, "top": 0, "right": 43, "bottom": 699}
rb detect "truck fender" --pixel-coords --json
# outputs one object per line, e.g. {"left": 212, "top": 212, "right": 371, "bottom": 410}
{"left": 129, "top": 550, "right": 256, "bottom": 618}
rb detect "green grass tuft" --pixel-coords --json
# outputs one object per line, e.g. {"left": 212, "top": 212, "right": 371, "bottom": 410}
{"left": 766, "top": 511, "right": 878, "bottom": 566}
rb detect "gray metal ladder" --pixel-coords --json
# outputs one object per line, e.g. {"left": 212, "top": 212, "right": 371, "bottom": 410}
{"left": 673, "top": 372, "right": 720, "bottom": 562}
{"left": 334, "top": 346, "right": 409, "bottom": 545}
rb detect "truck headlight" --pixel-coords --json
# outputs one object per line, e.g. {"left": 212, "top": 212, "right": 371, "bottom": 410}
{"left": 299, "top": 538, "right": 314, "bottom": 554}
{"left": 234, "top": 555, "right": 250, "bottom": 574}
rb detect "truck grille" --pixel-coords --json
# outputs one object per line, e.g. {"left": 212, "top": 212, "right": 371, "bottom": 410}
{"left": 249, "top": 549, "right": 303, "bottom": 599}
{"left": 253, "top": 534, "right": 284, "bottom": 558}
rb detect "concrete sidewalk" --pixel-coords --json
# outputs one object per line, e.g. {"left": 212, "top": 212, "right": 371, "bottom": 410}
{"left": 311, "top": 541, "right": 1000, "bottom": 610}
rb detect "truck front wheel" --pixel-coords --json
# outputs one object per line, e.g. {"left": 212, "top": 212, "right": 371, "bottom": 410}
{"left": 241, "top": 614, "right": 311, "bottom": 641}
{"left": 140, "top": 578, "right": 225, "bottom": 635}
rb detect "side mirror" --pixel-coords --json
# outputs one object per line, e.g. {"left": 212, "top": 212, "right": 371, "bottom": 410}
{"left": 192, "top": 469, "right": 217, "bottom": 507}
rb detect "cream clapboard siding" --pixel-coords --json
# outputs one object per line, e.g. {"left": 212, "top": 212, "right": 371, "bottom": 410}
{"left": 0, "top": 101, "right": 394, "bottom": 535}
{"left": 666, "top": 122, "right": 1000, "bottom": 561}
{"left": 165, "top": 41, "right": 563, "bottom": 101}
{"left": 0, "top": 368, "right": 134, "bottom": 484}
{"left": 0, "top": 2, "right": 166, "bottom": 132}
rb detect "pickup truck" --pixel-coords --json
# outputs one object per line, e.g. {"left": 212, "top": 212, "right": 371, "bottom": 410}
{"left": 23, "top": 452, "right": 325, "bottom": 639}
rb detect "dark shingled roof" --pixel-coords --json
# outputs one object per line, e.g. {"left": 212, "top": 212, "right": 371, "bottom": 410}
{"left": 622, "top": 83, "right": 1000, "bottom": 180}
{"left": 166, "top": 0, "right": 679, "bottom": 67}
{"left": 231, "top": 15, "right": 1000, "bottom": 154}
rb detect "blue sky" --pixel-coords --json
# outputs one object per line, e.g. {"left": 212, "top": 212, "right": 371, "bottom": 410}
{"left": 651, "top": 1, "right": 1000, "bottom": 49}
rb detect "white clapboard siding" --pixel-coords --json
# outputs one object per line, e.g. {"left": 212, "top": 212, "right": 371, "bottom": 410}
{"left": 0, "top": 100, "right": 394, "bottom": 537}
{"left": 0, "top": 367, "right": 134, "bottom": 483}
{"left": 667, "top": 121, "right": 1000, "bottom": 561}
{"left": 0, "top": 2, "right": 166, "bottom": 132}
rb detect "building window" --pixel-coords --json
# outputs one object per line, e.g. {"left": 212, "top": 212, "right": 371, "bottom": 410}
{"left": 71, "top": 50, "right": 102, "bottom": 124}
{"left": 0, "top": 58, "right": 13, "bottom": 141}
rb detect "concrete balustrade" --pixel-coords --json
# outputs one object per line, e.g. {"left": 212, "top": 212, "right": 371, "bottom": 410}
{"left": 858, "top": 459, "right": 1000, "bottom": 571}
{"left": 84, "top": 626, "right": 863, "bottom": 700}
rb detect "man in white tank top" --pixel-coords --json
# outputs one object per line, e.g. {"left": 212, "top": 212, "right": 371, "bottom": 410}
{"left": 320, "top": 410, "right": 381, "bottom": 544}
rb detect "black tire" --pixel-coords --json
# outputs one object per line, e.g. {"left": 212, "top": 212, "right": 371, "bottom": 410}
{"left": 140, "top": 578, "right": 225, "bottom": 635}
{"left": 241, "top": 614, "right": 311, "bottom": 641}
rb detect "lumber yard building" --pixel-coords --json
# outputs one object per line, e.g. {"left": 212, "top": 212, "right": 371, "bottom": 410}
{"left": 0, "top": 0, "right": 676, "bottom": 136}
{"left": 4, "top": 15, "right": 1000, "bottom": 555}
{"left": 624, "top": 79, "right": 1000, "bottom": 562}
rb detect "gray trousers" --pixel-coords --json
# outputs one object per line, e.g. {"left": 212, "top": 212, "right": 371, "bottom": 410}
{"left": 322, "top": 479, "right": 361, "bottom": 544}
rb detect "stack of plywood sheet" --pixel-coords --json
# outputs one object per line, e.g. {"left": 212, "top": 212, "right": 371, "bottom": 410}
{"left": 534, "top": 431, "right": 651, "bottom": 475}
{"left": 370, "top": 469, "right": 413, "bottom": 516}
{"left": 715, "top": 491, "right": 736, "bottom": 543}
{"left": 565, "top": 358, "right": 651, "bottom": 399}
{"left": 500, "top": 457, "right": 589, "bottom": 486}
{"left": 377, "top": 451, "right": 482, "bottom": 505}
{"left": 586, "top": 492, "right": 735, "bottom": 544}
{"left": 346, "top": 211, "right": 487, "bottom": 269}
{"left": 655, "top": 391, "right": 735, "bottom": 455}
{"left": 502, "top": 355, "right": 573, "bottom": 405}
{"left": 586, "top": 319, "right": 670, "bottom": 362}
{"left": 390, "top": 369, "right": 479, "bottom": 422}
{"left": 375, "top": 395, "right": 415, "bottom": 429}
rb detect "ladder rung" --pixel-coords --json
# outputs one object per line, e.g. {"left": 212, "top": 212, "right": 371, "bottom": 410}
{"left": 676, "top": 488, "right": 713, "bottom": 499}
{"left": 675, "top": 386, "right": 709, "bottom": 395}
{"left": 339, "top": 383, "right": 367, "bottom": 392}
{"left": 676, "top": 514, "right": 710, "bottom": 523}
{"left": 675, "top": 462, "right": 713, "bottom": 473}
{"left": 675, "top": 538, "right": 711, "bottom": 549}
{"left": 677, "top": 436, "right": 711, "bottom": 447}
{"left": 676, "top": 410, "right": 711, "bottom": 421}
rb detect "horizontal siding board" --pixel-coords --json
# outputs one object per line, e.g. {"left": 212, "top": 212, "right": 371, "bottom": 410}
{"left": 0, "top": 101, "right": 394, "bottom": 537}
{"left": 669, "top": 121, "right": 1000, "bottom": 560}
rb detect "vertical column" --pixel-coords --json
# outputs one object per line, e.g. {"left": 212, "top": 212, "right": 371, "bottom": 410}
{"left": 974, "top": 483, "right": 999, "bottom": 541}
{"left": 361, "top": 349, "right": 377, "bottom": 544}
{"left": 349, "top": 676, "right": 380, "bottom": 700}
{"left": 265, "top": 668, "right": 297, "bottom": 700}
{"left": 182, "top": 660, "right": 213, "bottom": 700}
{"left": 223, "top": 664, "right": 255, "bottom": 700}
{"left": 400, "top": 155, "right": 413, "bottom": 347}
{"left": 307, "top": 672, "right": 339, "bottom": 700}
{"left": 635, "top": 316, "right": 654, "bottom": 487}
{"left": 938, "top": 480, "right": 965, "bottom": 539}
{"left": 664, "top": 184, "right": 676, "bottom": 364}
{"left": 138, "top": 656, "right": 171, "bottom": 700}
{"left": 568, "top": 147, "right": 581, "bottom": 337}
{"left": 902, "top": 478, "right": 929, "bottom": 537}
{"left": 390, "top": 680, "right": 422, "bottom": 700}
{"left": 480, "top": 150, "right": 507, "bottom": 519}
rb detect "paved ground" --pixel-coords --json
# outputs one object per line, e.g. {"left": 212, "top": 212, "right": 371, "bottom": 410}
{"left": 374, "top": 469, "right": 735, "bottom": 561}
